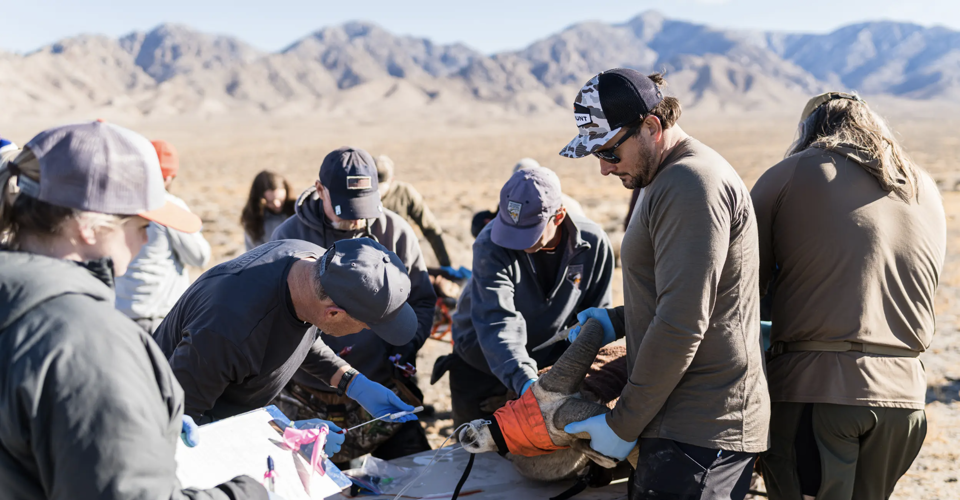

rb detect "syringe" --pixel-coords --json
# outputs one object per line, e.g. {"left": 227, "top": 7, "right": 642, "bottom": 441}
{"left": 345, "top": 406, "right": 424, "bottom": 432}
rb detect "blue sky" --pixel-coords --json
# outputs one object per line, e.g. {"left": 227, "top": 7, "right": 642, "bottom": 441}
{"left": 2, "top": 0, "right": 959, "bottom": 54}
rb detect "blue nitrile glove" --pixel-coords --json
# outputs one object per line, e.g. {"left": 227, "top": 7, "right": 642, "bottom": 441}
{"left": 441, "top": 266, "right": 472, "bottom": 280}
{"left": 520, "top": 379, "right": 536, "bottom": 395}
{"left": 291, "top": 419, "right": 346, "bottom": 456}
{"left": 346, "top": 373, "right": 418, "bottom": 423}
{"left": 567, "top": 308, "right": 616, "bottom": 346}
{"left": 564, "top": 413, "right": 636, "bottom": 461}
{"left": 180, "top": 415, "right": 199, "bottom": 447}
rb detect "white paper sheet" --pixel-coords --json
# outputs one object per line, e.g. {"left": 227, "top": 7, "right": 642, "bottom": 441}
{"left": 175, "top": 407, "right": 350, "bottom": 500}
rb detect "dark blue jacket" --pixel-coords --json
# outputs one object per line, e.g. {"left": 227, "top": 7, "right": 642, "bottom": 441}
{"left": 452, "top": 214, "right": 614, "bottom": 393}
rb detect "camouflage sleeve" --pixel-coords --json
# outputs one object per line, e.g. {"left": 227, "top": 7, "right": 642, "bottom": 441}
{"left": 399, "top": 183, "right": 452, "bottom": 267}
{"left": 392, "top": 216, "right": 438, "bottom": 349}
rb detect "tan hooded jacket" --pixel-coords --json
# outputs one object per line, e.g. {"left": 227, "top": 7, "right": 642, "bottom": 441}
{"left": 751, "top": 145, "right": 946, "bottom": 409}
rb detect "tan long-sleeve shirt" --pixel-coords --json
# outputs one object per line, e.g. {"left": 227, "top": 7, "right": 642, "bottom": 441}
{"left": 607, "top": 138, "right": 770, "bottom": 453}
{"left": 751, "top": 145, "right": 946, "bottom": 409}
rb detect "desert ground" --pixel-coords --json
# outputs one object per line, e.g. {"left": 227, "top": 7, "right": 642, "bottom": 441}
{"left": 3, "top": 104, "right": 958, "bottom": 498}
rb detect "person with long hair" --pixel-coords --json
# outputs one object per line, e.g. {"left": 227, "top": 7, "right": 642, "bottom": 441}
{"left": 0, "top": 121, "right": 267, "bottom": 499}
{"left": 753, "top": 93, "right": 946, "bottom": 499}
{"left": 241, "top": 170, "right": 295, "bottom": 250}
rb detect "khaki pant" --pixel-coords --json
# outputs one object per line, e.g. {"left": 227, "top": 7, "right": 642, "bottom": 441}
{"left": 759, "top": 402, "right": 926, "bottom": 500}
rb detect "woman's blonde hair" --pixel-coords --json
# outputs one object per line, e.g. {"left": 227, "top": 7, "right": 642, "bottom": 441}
{"left": 787, "top": 95, "right": 920, "bottom": 202}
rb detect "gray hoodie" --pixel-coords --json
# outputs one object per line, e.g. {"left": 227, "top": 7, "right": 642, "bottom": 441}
{"left": 0, "top": 251, "right": 266, "bottom": 500}
{"left": 115, "top": 192, "right": 212, "bottom": 322}
{"left": 271, "top": 187, "right": 436, "bottom": 389}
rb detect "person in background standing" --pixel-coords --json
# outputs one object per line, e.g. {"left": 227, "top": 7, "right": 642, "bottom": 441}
{"left": 242, "top": 170, "right": 296, "bottom": 250}
{"left": 115, "top": 140, "right": 211, "bottom": 335}
{"left": 753, "top": 92, "right": 946, "bottom": 500}
{"left": 374, "top": 154, "right": 455, "bottom": 269}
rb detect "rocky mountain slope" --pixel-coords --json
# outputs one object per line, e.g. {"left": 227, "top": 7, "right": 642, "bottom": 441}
{"left": 2, "top": 11, "right": 957, "bottom": 120}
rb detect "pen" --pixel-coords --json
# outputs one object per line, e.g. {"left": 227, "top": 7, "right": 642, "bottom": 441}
{"left": 264, "top": 455, "right": 277, "bottom": 492}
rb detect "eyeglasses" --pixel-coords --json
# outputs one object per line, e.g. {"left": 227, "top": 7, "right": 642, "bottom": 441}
{"left": 592, "top": 126, "right": 639, "bottom": 164}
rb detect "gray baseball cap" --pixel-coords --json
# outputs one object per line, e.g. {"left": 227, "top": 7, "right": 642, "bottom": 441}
{"left": 9, "top": 120, "right": 201, "bottom": 232}
{"left": 319, "top": 147, "right": 382, "bottom": 220}
{"left": 490, "top": 167, "right": 563, "bottom": 250}
{"left": 318, "top": 237, "right": 416, "bottom": 346}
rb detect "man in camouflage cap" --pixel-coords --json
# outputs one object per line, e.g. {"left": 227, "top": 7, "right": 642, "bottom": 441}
{"left": 559, "top": 69, "right": 662, "bottom": 160}
{"left": 560, "top": 69, "right": 769, "bottom": 500}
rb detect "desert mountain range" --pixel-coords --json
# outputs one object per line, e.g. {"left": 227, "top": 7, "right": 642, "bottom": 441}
{"left": 2, "top": 10, "right": 959, "bottom": 120}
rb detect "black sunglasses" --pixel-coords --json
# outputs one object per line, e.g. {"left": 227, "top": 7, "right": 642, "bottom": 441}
{"left": 592, "top": 126, "right": 639, "bottom": 164}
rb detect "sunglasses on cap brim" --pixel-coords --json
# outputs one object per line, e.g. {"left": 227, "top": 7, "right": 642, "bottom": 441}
{"left": 801, "top": 92, "right": 865, "bottom": 122}
{"left": 592, "top": 126, "right": 639, "bottom": 164}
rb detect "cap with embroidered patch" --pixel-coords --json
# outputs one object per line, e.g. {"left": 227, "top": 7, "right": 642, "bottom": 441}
{"left": 318, "top": 237, "right": 416, "bottom": 346}
{"left": 319, "top": 147, "right": 382, "bottom": 220}
{"left": 491, "top": 167, "right": 563, "bottom": 250}
{"left": 9, "top": 121, "right": 201, "bottom": 233}
{"left": 559, "top": 68, "right": 664, "bottom": 159}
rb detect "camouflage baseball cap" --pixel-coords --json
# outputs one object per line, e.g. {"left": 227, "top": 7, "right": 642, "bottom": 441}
{"left": 559, "top": 68, "right": 664, "bottom": 159}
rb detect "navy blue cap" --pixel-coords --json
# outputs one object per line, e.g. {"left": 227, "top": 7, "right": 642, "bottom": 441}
{"left": 318, "top": 147, "right": 382, "bottom": 220}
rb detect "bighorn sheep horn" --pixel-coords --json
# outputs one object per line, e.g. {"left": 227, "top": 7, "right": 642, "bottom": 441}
{"left": 537, "top": 318, "right": 606, "bottom": 395}
{"left": 458, "top": 317, "right": 622, "bottom": 477}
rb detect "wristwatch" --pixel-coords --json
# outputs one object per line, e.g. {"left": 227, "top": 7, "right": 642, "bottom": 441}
{"left": 336, "top": 368, "right": 359, "bottom": 396}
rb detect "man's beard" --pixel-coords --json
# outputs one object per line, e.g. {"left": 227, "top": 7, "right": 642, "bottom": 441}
{"left": 330, "top": 218, "right": 367, "bottom": 231}
{"left": 619, "top": 142, "right": 657, "bottom": 190}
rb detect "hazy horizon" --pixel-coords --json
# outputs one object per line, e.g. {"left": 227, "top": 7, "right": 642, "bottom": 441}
{"left": 3, "top": 0, "right": 960, "bottom": 55}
